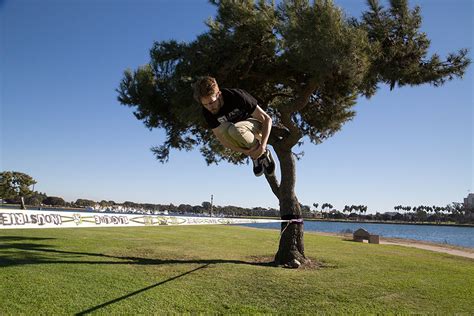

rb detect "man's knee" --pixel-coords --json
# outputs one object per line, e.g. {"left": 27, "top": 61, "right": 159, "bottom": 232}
{"left": 218, "top": 122, "right": 246, "bottom": 145}
{"left": 229, "top": 124, "right": 256, "bottom": 142}
{"left": 235, "top": 125, "right": 250, "bottom": 136}
{"left": 235, "top": 120, "right": 260, "bottom": 135}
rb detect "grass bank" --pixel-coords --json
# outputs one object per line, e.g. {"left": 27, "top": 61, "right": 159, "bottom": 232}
{"left": 0, "top": 225, "right": 472, "bottom": 314}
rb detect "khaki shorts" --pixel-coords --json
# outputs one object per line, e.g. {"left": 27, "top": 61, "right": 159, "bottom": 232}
{"left": 215, "top": 118, "right": 262, "bottom": 150}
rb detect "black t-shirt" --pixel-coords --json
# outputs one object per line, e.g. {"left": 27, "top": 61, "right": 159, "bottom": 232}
{"left": 202, "top": 88, "right": 258, "bottom": 129}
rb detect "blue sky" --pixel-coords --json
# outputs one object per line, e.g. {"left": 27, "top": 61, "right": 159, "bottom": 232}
{"left": 1, "top": 0, "right": 472, "bottom": 213}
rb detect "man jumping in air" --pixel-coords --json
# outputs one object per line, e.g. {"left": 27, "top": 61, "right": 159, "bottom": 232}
{"left": 193, "top": 76, "right": 277, "bottom": 177}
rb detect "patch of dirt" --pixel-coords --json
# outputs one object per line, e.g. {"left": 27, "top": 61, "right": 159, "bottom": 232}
{"left": 298, "top": 258, "right": 326, "bottom": 270}
{"left": 247, "top": 255, "right": 330, "bottom": 270}
{"left": 380, "top": 239, "right": 474, "bottom": 259}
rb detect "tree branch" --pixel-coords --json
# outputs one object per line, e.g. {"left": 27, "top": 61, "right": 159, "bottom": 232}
{"left": 278, "top": 80, "right": 318, "bottom": 147}
{"left": 291, "top": 80, "right": 318, "bottom": 113}
{"left": 263, "top": 93, "right": 294, "bottom": 106}
{"left": 264, "top": 172, "right": 280, "bottom": 199}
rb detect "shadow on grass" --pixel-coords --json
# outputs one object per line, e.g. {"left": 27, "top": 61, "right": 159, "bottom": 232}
{"left": 76, "top": 264, "right": 211, "bottom": 315}
{"left": 0, "top": 239, "right": 276, "bottom": 314}
{"left": 0, "top": 236, "right": 56, "bottom": 242}
{"left": 0, "top": 241, "right": 276, "bottom": 268}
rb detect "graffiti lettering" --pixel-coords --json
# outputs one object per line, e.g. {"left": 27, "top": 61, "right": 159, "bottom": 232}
{"left": 0, "top": 213, "right": 62, "bottom": 226}
{"left": 94, "top": 215, "right": 129, "bottom": 225}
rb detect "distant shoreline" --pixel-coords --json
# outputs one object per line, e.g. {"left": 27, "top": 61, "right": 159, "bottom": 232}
{"left": 243, "top": 215, "right": 474, "bottom": 228}
{"left": 304, "top": 218, "right": 474, "bottom": 228}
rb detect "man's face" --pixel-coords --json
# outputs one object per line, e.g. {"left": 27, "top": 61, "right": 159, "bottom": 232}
{"left": 201, "top": 91, "right": 222, "bottom": 114}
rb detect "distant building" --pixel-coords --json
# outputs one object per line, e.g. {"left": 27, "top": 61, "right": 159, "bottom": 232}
{"left": 383, "top": 212, "right": 400, "bottom": 217}
{"left": 464, "top": 193, "right": 474, "bottom": 207}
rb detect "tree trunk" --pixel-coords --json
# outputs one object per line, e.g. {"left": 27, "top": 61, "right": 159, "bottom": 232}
{"left": 20, "top": 196, "right": 26, "bottom": 210}
{"left": 272, "top": 146, "right": 308, "bottom": 267}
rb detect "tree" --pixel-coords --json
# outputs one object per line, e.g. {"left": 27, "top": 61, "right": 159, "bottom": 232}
{"left": 321, "top": 202, "right": 331, "bottom": 218}
{"left": 201, "top": 201, "right": 212, "bottom": 215}
{"left": 414, "top": 208, "right": 427, "bottom": 222}
{"left": 300, "top": 204, "right": 312, "bottom": 217}
{"left": 343, "top": 205, "right": 351, "bottom": 218}
{"left": 178, "top": 203, "right": 193, "bottom": 213}
{"left": 25, "top": 191, "right": 48, "bottom": 207}
{"left": 100, "top": 200, "right": 111, "bottom": 208}
{"left": 43, "top": 196, "right": 66, "bottom": 207}
{"left": 123, "top": 201, "right": 138, "bottom": 208}
{"left": 0, "top": 171, "right": 37, "bottom": 209}
{"left": 117, "top": 0, "right": 470, "bottom": 267}
{"left": 75, "top": 199, "right": 96, "bottom": 207}
{"left": 321, "top": 203, "right": 333, "bottom": 216}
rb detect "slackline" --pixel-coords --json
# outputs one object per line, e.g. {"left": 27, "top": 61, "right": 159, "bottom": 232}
{"left": 0, "top": 208, "right": 300, "bottom": 230}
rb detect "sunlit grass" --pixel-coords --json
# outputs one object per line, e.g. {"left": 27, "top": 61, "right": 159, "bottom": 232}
{"left": 0, "top": 225, "right": 472, "bottom": 314}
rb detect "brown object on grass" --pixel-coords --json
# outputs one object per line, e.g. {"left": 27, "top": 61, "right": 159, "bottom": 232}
{"left": 353, "top": 228, "right": 380, "bottom": 244}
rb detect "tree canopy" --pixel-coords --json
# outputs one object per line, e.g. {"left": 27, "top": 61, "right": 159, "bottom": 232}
{"left": 117, "top": 0, "right": 470, "bottom": 266}
{"left": 0, "top": 171, "right": 37, "bottom": 209}
{"left": 117, "top": 0, "right": 469, "bottom": 165}
{"left": 0, "top": 171, "right": 37, "bottom": 201}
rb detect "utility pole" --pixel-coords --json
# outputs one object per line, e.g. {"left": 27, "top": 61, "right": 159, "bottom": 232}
{"left": 210, "top": 194, "right": 213, "bottom": 217}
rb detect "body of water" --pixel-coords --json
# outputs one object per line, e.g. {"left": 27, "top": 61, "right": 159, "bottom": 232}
{"left": 242, "top": 221, "right": 474, "bottom": 249}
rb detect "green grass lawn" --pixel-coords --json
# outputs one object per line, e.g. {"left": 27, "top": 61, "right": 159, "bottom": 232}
{"left": 1, "top": 225, "right": 473, "bottom": 314}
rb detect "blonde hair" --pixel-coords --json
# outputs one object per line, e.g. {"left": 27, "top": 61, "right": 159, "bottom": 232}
{"left": 193, "top": 76, "right": 219, "bottom": 103}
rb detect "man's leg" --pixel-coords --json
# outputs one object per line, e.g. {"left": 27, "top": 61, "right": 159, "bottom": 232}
{"left": 225, "top": 119, "right": 262, "bottom": 150}
{"left": 216, "top": 119, "right": 266, "bottom": 176}
{"left": 226, "top": 119, "right": 275, "bottom": 177}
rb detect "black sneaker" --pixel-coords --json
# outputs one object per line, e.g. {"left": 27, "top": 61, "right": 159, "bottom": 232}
{"left": 262, "top": 150, "right": 276, "bottom": 176}
{"left": 252, "top": 157, "right": 264, "bottom": 177}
